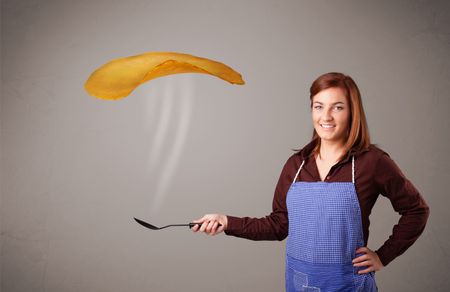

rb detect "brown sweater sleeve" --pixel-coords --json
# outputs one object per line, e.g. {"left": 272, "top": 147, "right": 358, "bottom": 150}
{"left": 373, "top": 153, "right": 430, "bottom": 266}
{"left": 224, "top": 155, "right": 299, "bottom": 241}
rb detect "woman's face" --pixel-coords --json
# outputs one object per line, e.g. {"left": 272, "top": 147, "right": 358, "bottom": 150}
{"left": 311, "top": 87, "right": 351, "bottom": 145}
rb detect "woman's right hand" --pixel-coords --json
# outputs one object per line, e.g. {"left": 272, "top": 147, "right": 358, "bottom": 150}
{"left": 192, "top": 214, "right": 228, "bottom": 236}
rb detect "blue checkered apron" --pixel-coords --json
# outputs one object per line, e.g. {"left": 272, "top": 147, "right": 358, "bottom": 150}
{"left": 285, "top": 157, "right": 377, "bottom": 292}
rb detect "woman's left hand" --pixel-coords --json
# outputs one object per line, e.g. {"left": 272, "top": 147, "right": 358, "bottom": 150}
{"left": 352, "top": 247, "right": 384, "bottom": 274}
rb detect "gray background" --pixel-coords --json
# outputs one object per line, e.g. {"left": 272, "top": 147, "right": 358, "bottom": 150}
{"left": 1, "top": 0, "right": 449, "bottom": 291}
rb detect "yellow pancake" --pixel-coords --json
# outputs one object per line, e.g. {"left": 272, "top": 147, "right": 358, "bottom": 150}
{"left": 84, "top": 52, "right": 245, "bottom": 100}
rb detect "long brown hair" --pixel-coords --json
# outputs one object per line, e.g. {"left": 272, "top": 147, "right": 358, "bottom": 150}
{"left": 310, "top": 72, "right": 370, "bottom": 157}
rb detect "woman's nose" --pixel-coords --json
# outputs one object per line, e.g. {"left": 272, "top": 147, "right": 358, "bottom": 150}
{"left": 322, "top": 110, "right": 333, "bottom": 121}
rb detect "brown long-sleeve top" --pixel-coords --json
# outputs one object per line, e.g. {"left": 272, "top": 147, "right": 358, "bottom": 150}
{"left": 225, "top": 140, "right": 429, "bottom": 266}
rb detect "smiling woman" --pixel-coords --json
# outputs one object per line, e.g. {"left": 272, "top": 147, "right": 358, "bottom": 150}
{"left": 309, "top": 73, "right": 370, "bottom": 161}
{"left": 192, "top": 72, "right": 430, "bottom": 292}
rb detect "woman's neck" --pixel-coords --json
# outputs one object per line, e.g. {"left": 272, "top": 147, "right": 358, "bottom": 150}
{"left": 318, "top": 140, "right": 346, "bottom": 162}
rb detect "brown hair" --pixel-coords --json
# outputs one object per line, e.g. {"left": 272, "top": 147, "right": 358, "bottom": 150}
{"left": 310, "top": 72, "right": 371, "bottom": 157}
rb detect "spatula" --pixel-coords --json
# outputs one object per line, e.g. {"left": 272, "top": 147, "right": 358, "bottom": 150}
{"left": 134, "top": 217, "right": 202, "bottom": 230}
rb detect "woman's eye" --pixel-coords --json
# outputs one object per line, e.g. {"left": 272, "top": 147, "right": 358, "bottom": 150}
{"left": 314, "top": 105, "right": 322, "bottom": 110}
{"left": 333, "top": 106, "right": 344, "bottom": 111}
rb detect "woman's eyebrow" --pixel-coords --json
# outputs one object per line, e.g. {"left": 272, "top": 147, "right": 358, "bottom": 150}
{"left": 312, "top": 101, "right": 345, "bottom": 105}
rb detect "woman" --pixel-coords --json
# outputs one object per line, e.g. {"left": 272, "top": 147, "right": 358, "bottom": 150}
{"left": 192, "top": 72, "right": 429, "bottom": 292}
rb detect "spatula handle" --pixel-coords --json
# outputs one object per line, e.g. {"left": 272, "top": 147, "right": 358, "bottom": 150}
{"left": 189, "top": 223, "right": 223, "bottom": 229}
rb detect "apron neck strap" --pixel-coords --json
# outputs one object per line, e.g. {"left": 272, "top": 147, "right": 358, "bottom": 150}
{"left": 292, "top": 160, "right": 305, "bottom": 184}
{"left": 352, "top": 155, "right": 355, "bottom": 184}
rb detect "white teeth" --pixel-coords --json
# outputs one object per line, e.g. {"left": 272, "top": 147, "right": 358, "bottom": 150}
{"left": 321, "top": 124, "right": 335, "bottom": 128}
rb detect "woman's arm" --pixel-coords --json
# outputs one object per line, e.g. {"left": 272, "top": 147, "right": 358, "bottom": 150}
{"left": 373, "top": 153, "right": 430, "bottom": 266}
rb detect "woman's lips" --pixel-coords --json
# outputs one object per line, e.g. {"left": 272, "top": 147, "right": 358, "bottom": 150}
{"left": 320, "top": 124, "right": 336, "bottom": 129}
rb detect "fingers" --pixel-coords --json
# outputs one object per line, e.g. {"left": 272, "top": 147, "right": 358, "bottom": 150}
{"left": 191, "top": 214, "right": 227, "bottom": 236}
{"left": 352, "top": 246, "right": 384, "bottom": 274}
{"left": 190, "top": 223, "right": 201, "bottom": 232}
{"left": 352, "top": 253, "right": 370, "bottom": 264}
{"left": 190, "top": 216, "right": 206, "bottom": 232}
{"left": 199, "top": 219, "right": 220, "bottom": 236}
{"left": 355, "top": 247, "right": 369, "bottom": 253}
{"left": 353, "top": 260, "right": 372, "bottom": 268}
{"left": 358, "top": 266, "right": 376, "bottom": 274}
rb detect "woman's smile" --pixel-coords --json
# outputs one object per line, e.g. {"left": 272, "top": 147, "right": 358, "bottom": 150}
{"left": 320, "top": 123, "right": 336, "bottom": 129}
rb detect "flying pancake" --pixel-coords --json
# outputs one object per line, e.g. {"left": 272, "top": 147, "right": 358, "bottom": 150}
{"left": 84, "top": 52, "right": 245, "bottom": 100}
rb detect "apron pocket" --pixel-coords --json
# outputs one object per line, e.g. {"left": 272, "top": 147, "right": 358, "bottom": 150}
{"left": 287, "top": 266, "right": 321, "bottom": 292}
